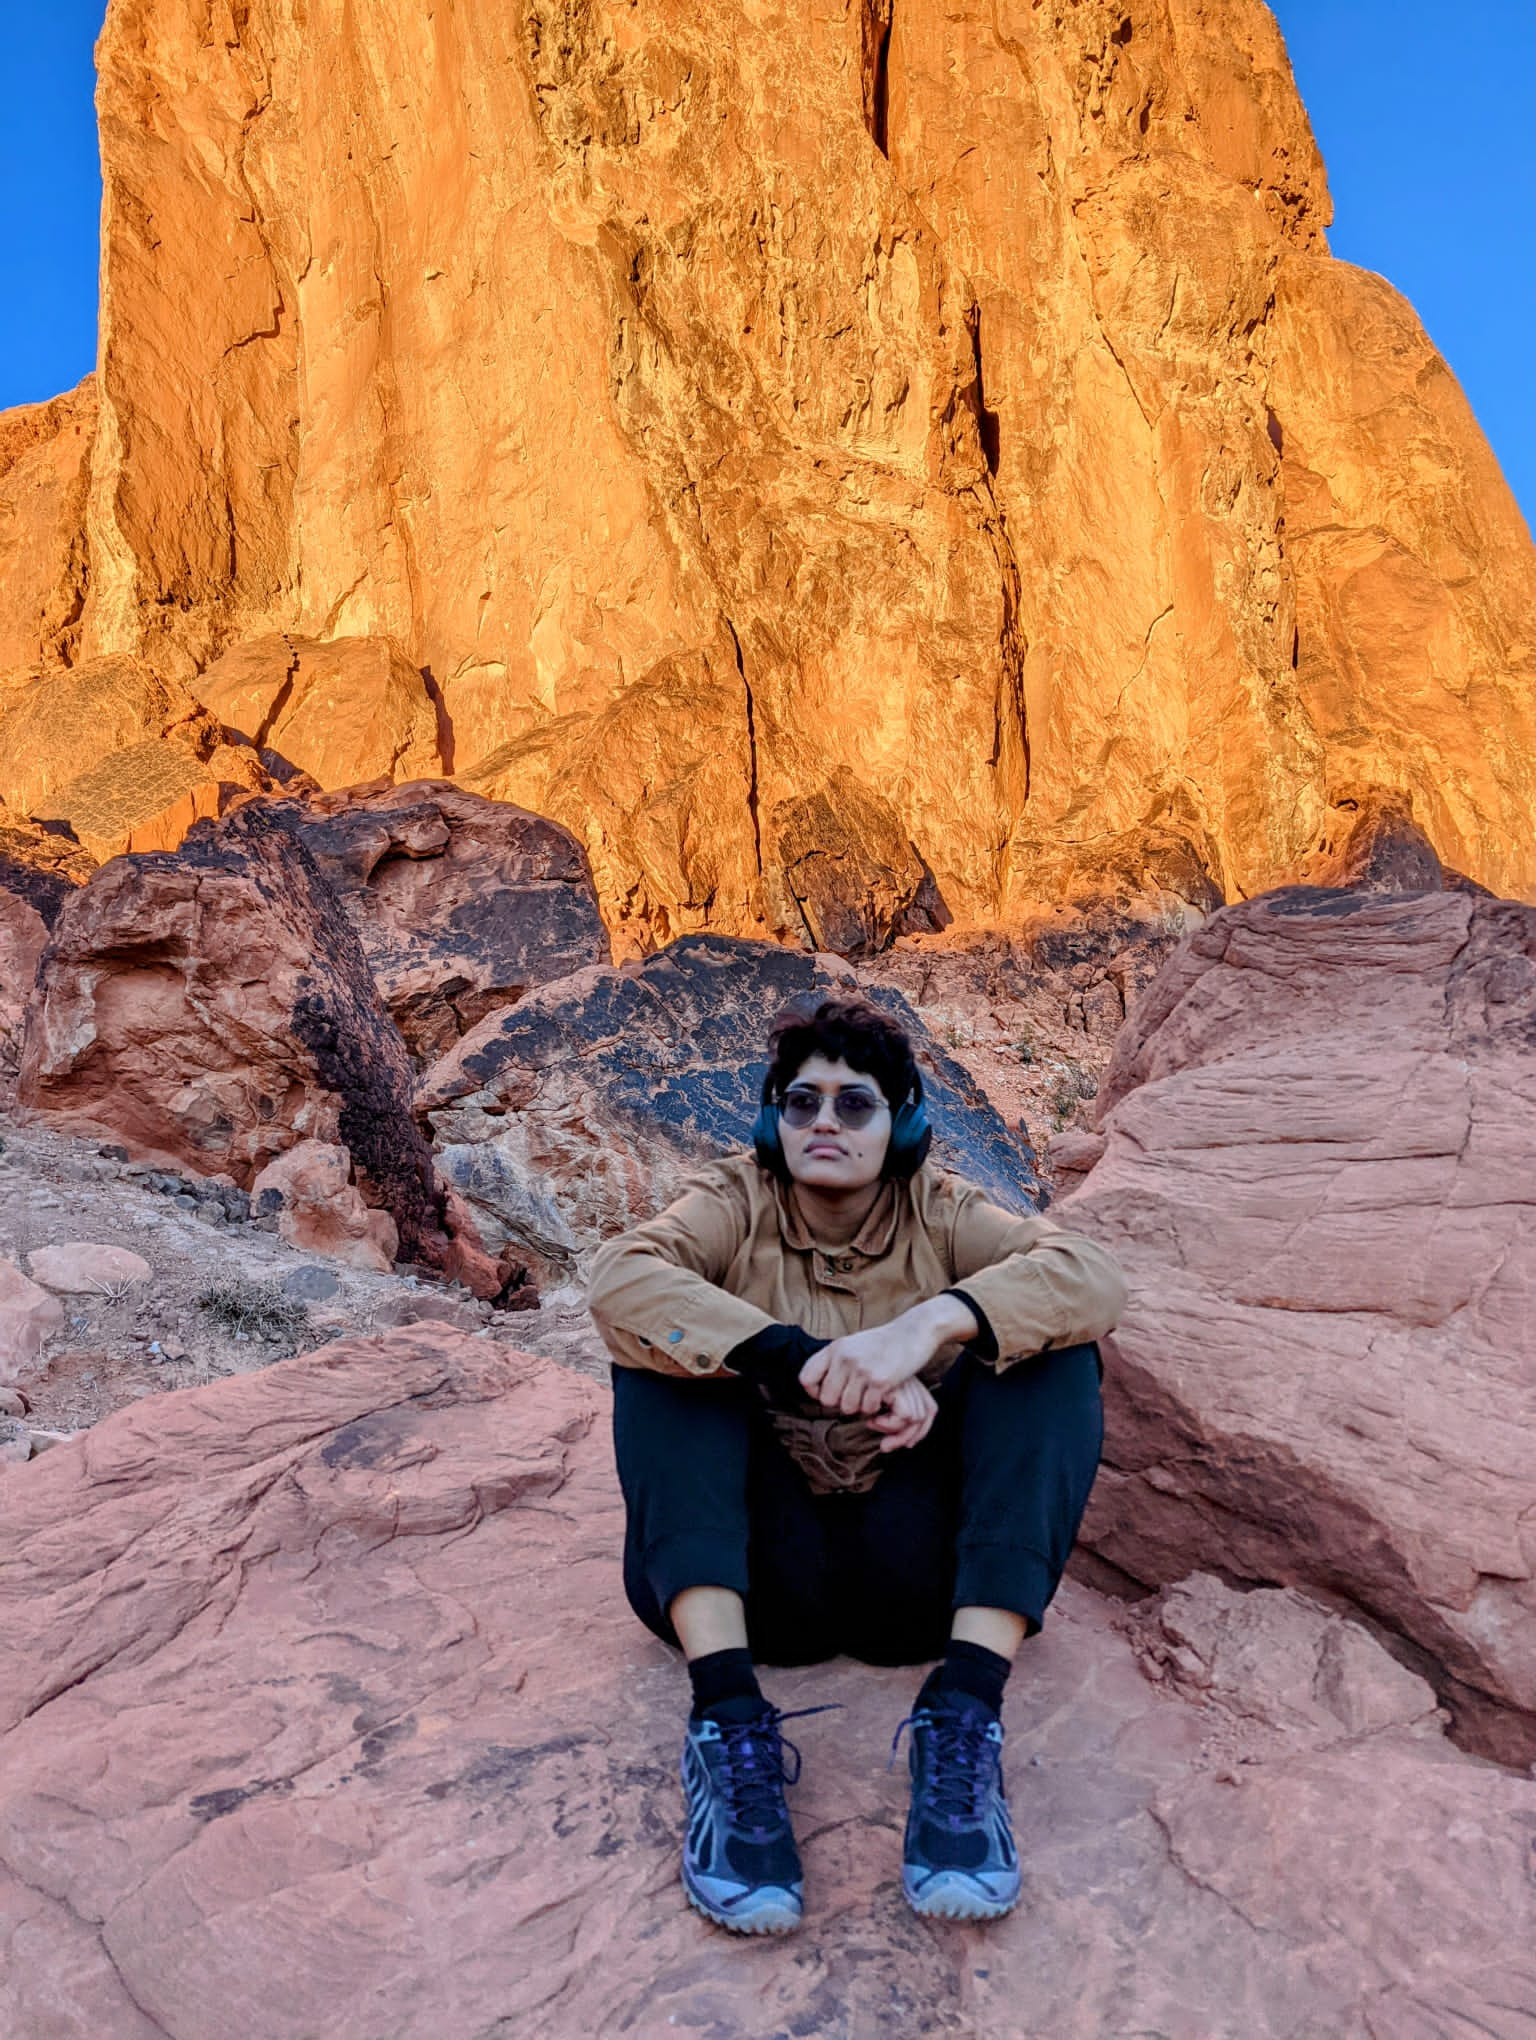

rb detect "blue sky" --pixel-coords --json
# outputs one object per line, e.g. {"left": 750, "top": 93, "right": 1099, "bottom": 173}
{"left": 1, "top": 1, "right": 1532, "bottom": 527}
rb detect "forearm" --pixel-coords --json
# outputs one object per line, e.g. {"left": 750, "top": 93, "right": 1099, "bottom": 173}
{"left": 588, "top": 1235, "right": 774, "bottom": 1376}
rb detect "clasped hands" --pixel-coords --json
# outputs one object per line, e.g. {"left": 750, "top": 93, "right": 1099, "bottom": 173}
{"left": 797, "top": 1293, "right": 980, "bottom": 1454}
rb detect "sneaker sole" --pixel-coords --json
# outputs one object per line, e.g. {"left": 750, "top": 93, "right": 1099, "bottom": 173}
{"left": 683, "top": 1877, "right": 802, "bottom": 1936}
{"left": 903, "top": 1871, "right": 1020, "bottom": 1922}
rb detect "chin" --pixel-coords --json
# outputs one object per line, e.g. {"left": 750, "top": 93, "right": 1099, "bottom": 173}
{"left": 792, "top": 1159, "right": 881, "bottom": 1192}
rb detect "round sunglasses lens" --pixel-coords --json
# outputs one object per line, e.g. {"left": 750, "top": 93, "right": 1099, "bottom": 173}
{"left": 778, "top": 1089, "right": 880, "bottom": 1129}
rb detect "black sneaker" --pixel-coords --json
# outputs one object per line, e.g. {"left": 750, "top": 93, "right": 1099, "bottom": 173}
{"left": 896, "top": 1690, "right": 1022, "bottom": 1920}
{"left": 680, "top": 1703, "right": 810, "bottom": 1934}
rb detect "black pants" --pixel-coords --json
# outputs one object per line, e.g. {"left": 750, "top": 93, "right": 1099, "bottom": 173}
{"left": 611, "top": 1345, "right": 1104, "bottom": 1667}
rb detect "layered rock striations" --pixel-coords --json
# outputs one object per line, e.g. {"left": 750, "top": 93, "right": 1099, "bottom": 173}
{"left": 1058, "top": 886, "right": 1536, "bottom": 1763}
{"left": 0, "top": 0, "right": 1528, "bottom": 952}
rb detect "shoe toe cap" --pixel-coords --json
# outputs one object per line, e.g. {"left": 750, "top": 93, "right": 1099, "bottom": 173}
{"left": 685, "top": 1871, "right": 804, "bottom": 1935}
{"left": 902, "top": 1864, "right": 1021, "bottom": 1921}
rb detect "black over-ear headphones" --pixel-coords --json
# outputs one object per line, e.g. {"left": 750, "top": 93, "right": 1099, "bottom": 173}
{"left": 751, "top": 1068, "right": 933, "bottom": 1181}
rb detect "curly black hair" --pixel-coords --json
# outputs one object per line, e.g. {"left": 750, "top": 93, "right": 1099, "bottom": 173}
{"left": 764, "top": 997, "right": 920, "bottom": 1107}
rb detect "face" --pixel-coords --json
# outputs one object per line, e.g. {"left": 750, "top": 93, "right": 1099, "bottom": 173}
{"left": 776, "top": 1053, "right": 892, "bottom": 1193}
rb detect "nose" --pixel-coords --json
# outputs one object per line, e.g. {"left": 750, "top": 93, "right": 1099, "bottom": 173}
{"left": 810, "top": 1094, "right": 841, "bottom": 1132}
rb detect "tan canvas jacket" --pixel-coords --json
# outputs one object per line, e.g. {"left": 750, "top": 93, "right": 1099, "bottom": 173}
{"left": 588, "top": 1154, "right": 1127, "bottom": 1494}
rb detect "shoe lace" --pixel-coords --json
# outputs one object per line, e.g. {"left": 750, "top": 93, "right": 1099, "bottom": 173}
{"left": 890, "top": 1706, "right": 1001, "bottom": 1826}
{"left": 716, "top": 1705, "right": 839, "bottom": 1835}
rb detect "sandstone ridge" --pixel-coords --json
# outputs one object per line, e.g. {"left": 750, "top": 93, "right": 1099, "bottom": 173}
{"left": 2, "top": 1326, "right": 1532, "bottom": 2039}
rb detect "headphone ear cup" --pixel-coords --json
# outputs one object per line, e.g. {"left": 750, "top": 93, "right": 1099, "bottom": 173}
{"left": 886, "top": 1096, "right": 932, "bottom": 1178}
{"left": 752, "top": 1099, "right": 786, "bottom": 1177}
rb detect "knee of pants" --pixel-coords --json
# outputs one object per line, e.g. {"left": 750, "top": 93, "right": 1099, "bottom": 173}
{"left": 951, "top": 1340, "right": 1104, "bottom": 1435}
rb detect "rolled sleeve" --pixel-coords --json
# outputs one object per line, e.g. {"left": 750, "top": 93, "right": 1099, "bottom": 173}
{"left": 587, "top": 1170, "right": 776, "bottom": 1377}
{"left": 948, "top": 1186, "right": 1128, "bottom": 1368}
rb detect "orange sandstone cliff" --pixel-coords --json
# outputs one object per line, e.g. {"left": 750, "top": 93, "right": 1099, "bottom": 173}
{"left": 0, "top": 0, "right": 1532, "bottom": 952}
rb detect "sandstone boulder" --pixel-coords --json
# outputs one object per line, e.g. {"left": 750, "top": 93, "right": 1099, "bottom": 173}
{"left": 284, "top": 780, "right": 610, "bottom": 1060}
{"left": 251, "top": 1140, "right": 398, "bottom": 1273}
{"left": 0, "top": 655, "right": 217, "bottom": 819}
{"left": 0, "top": 656, "right": 274, "bottom": 860}
{"left": 196, "top": 634, "right": 443, "bottom": 790}
{"left": 27, "top": 1244, "right": 153, "bottom": 1295}
{"left": 0, "top": 1262, "right": 64, "bottom": 1391}
{"left": 37, "top": 736, "right": 272, "bottom": 862}
{"left": 0, "top": 812, "right": 95, "bottom": 905}
{"left": 1060, "top": 887, "right": 1536, "bottom": 1763}
{"left": 0, "top": 815, "right": 95, "bottom": 1095}
{"left": 1, "top": 1327, "right": 1532, "bottom": 2038}
{"left": 0, "top": 901, "right": 52, "bottom": 1102}
{"left": 16, "top": 803, "right": 446, "bottom": 1267}
{"left": 417, "top": 935, "right": 1042, "bottom": 1265}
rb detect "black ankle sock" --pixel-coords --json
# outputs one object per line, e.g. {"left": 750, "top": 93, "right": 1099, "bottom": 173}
{"left": 930, "top": 1639, "right": 1012, "bottom": 1718}
{"left": 688, "top": 1646, "right": 764, "bottom": 1720}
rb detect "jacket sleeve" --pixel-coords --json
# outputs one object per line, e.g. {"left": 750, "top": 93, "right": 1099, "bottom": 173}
{"left": 587, "top": 1168, "right": 778, "bottom": 1377}
{"left": 946, "top": 1182, "right": 1128, "bottom": 1367}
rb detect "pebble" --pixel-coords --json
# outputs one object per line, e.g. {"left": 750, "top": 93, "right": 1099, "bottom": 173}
{"left": 284, "top": 1266, "right": 343, "bottom": 1302}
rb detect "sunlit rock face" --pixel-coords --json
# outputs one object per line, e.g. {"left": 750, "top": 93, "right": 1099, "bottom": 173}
{"left": 1, "top": 0, "right": 1531, "bottom": 951}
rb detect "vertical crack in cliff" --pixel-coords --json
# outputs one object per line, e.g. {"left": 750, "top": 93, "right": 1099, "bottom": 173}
{"left": 725, "top": 619, "right": 765, "bottom": 881}
{"left": 861, "top": 0, "right": 894, "bottom": 155}
{"left": 957, "top": 310, "right": 1030, "bottom": 862}
{"left": 966, "top": 302, "right": 1001, "bottom": 477}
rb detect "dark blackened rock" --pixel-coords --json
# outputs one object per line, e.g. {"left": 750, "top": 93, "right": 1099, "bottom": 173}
{"left": 419, "top": 933, "right": 1042, "bottom": 1262}
{"left": 280, "top": 781, "right": 611, "bottom": 1060}
{"left": 1296, "top": 789, "right": 1451, "bottom": 895}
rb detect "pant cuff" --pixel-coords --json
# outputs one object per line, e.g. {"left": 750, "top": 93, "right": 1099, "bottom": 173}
{"left": 954, "top": 1543, "right": 1059, "bottom": 1634}
{"left": 644, "top": 1531, "right": 751, "bottom": 1614}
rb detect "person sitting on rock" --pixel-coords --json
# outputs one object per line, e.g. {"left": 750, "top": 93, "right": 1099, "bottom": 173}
{"left": 587, "top": 996, "right": 1126, "bottom": 1934}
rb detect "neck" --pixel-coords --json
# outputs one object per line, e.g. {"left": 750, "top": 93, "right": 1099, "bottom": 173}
{"left": 788, "top": 1176, "right": 887, "bottom": 1246}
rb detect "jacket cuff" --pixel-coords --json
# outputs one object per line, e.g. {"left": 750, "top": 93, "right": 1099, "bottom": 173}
{"left": 725, "top": 1324, "right": 828, "bottom": 1402}
{"left": 943, "top": 1288, "right": 1000, "bottom": 1363}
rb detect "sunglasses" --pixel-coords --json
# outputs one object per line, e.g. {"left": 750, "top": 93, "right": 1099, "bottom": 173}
{"left": 778, "top": 1085, "right": 886, "bottom": 1130}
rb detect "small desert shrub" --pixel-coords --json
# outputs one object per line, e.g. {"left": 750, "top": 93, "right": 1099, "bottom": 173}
{"left": 1048, "top": 1062, "right": 1099, "bottom": 1126}
{"left": 196, "top": 1279, "right": 310, "bottom": 1349}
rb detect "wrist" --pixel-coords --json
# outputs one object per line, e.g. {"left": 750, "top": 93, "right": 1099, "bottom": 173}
{"left": 910, "top": 1292, "right": 979, "bottom": 1353}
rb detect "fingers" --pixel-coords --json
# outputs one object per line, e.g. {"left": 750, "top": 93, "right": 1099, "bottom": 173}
{"left": 876, "top": 1380, "right": 937, "bottom": 1451}
{"left": 801, "top": 1341, "right": 882, "bottom": 1414}
{"left": 798, "top": 1347, "right": 831, "bottom": 1394}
